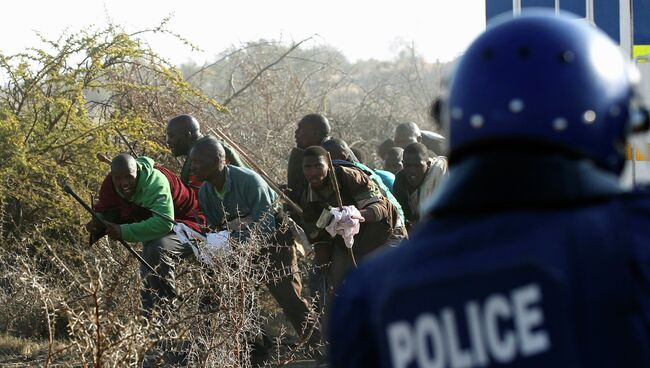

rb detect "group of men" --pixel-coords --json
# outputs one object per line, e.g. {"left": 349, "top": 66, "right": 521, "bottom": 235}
{"left": 285, "top": 113, "right": 453, "bottom": 313}
{"left": 87, "top": 115, "right": 320, "bottom": 364}
{"left": 82, "top": 9, "right": 650, "bottom": 367}
{"left": 84, "top": 108, "right": 446, "bottom": 365}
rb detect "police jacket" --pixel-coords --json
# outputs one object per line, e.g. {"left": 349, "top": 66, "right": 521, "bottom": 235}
{"left": 329, "top": 152, "right": 650, "bottom": 368}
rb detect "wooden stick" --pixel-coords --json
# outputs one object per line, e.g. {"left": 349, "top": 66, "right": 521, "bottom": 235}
{"left": 62, "top": 183, "right": 156, "bottom": 273}
{"left": 115, "top": 129, "right": 138, "bottom": 158}
{"left": 326, "top": 152, "right": 357, "bottom": 268}
{"left": 326, "top": 152, "right": 343, "bottom": 209}
{"left": 206, "top": 126, "right": 303, "bottom": 216}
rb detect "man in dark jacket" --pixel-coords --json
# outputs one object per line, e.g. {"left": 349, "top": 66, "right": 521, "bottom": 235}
{"left": 287, "top": 113, "right": 332, "bottom": 203}
{"left": 300, "top": 146, "right": 406, "bottom": 289}
{"left": 392, "top": 142, "right": 447, "bottom": 230}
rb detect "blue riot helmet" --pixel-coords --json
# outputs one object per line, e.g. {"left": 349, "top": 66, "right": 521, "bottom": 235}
{"left": 444, "top": 10, "right": 648, "bottom": 174}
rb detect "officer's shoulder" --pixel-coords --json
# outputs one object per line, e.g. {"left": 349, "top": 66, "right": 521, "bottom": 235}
{"left": 618, "top": 187, "right": 650, "bottom": 215}
{"left": 346, "top": 226, "right": 433, "bottom": 288}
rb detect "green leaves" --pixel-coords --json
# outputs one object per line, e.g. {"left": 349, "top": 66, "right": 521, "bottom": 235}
{"left": 0, "top": 22, "right": 224, "bottom": 236}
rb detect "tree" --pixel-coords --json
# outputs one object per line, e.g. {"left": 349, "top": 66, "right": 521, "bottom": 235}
{"left": 0, "top": 20, "right": 225, "bottom": 237}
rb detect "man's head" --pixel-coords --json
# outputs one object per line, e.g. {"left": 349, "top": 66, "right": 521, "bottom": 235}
{"left": 384, "top": 147, "right": 404, "bottom": 174}
{"left": 302, "top": 146, "right": 330, "bottom": 189}
{"left": 322, "top": 138, "right": 353, "bottom": 162}
{"left": 394, "top": 122, "right": 422, "bottom": 149}
{"left": 402, "top": 143, "right": 430, "bottom": 188}
{"left": 166, "top": 114, "right": 202, "bottom": 157}
{"left": 444, "top": 10, "right": 649, "bottom": 173}
{"left": 295, "top": 113, "right": 331, "bottom": 149}
{"left": 189, "top": 137, "right": 226, "bottom": 182}
{"left": 111, "top": 154, "right": 138, "bottom": 198}
{"left": 377, "top": 138, "right": 395, "bottom": 160}
{"left": 351, "top": 147, "right": 366, "bottom": 164}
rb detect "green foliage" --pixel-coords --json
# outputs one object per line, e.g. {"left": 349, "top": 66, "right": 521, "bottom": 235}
{"left": 0, "top": 23, "right": 225, "bottom": 237}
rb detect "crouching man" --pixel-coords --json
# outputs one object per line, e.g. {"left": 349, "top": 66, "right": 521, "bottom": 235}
{"left": 300, "top": 146, "right": 407, "bottom": 291}
{"left": 86, "top": 154, "right": 204, "bottom": 317}
{"left": 189, "top": 137, "right": 320, "bottom": 353}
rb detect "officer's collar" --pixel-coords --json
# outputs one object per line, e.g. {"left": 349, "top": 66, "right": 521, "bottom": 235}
{"left": 425, "top": 152, "right": 626, "bottom": 216}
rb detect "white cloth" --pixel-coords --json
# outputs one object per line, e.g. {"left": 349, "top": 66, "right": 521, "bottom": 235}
{"left": 194, "top": 231, "right": 231, "bottom": 266}
{"left": 173, "top": 222, "right": 206, "bottom": 244}
{"left": 187, "top": 230, "right": 230, "bottom": 267}
{"left": 324, "top": 205, "right": 362, "bottom": 249}
{"left": 207, "top": 231, "right": 231, "bottom": 250}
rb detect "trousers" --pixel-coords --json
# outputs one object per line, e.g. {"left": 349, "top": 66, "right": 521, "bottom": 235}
{"left": 140, "top": 232, "right": 194, "bottom": 317}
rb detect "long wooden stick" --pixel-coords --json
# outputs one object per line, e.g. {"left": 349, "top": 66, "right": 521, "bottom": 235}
{"left": 326, "top": 152, "right": 344, "bottom": 209}
{"left": 63, "top": 183, "right": 156, "bottom": 273}
{"left": 326, "top": 152, "right": 357, "bottom": 268}
{"left": 115, "top": 128, "right": 138, "bottom": 158}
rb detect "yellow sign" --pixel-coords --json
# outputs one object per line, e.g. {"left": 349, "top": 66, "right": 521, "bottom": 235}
{"left": 633, "top": 45, "right": 650, "bottom": 63}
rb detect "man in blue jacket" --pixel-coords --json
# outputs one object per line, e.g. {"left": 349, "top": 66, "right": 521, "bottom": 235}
{"left": 329, "top": 11, "right": 650, "bottom": 367}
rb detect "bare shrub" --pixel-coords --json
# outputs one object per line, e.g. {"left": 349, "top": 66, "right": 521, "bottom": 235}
{"left": 0, "top": 215, "right": 317, "bottom": 367}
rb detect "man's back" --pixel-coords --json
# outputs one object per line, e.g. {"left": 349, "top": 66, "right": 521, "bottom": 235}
{"left": 329, "top": 10, "right": 650, "bottom": 367}
{"left": 330, "top": 174, "right": 650, "bottom": 367}
{"left": 330, "top": 154, "right": 650, "bottom": 367}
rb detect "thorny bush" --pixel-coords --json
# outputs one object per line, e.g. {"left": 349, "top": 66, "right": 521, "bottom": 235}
{"left": 0, "top": 17, "right": 448, "bottom": 367}
{"left": 0, "top": 217, "right": 319, "bottom": 367}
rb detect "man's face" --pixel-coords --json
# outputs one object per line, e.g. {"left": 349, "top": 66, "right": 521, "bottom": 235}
{"left": 295, "top": 122, "right": 323, "bottom": 149}
{"left": 384, "top": 154, "right": 403, "bottom": 175}
{"left": 190, "top": 147, "right": 223, "bottom": 182}
{"left": 394, "top": 130, "right": 419, "bottom": 149}
{"left": 112, "top": 166, "right": 138, "bottom": 199}
{"left": 402, "top": 153, "right": 429, "bottom": 188}
{"left": 294, "top": 122, "right": 311, "bottom": 149}
{"left": 166, "top": 123, "right": 193, "bottom": 157}
{"left": 303, "top": 155, "right": 329, "bottom": 188}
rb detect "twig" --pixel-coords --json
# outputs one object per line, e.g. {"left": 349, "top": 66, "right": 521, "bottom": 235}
{"left": 222, "top": 37, "right": 313, "bottom": 107}
{"left": 206, "top": 126, "right": 303, "bottom": 216}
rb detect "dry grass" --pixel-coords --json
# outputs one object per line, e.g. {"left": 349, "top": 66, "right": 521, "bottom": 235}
{"left": 0, "top": 219, "right": 322, "bottom": 367}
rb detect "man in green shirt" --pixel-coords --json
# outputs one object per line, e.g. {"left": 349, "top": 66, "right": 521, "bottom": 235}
{"left": 189, "top": 137, "right": 319, "bottom": 355}
{"left": 86, "top": 154, "right": 203, "bottom": 317}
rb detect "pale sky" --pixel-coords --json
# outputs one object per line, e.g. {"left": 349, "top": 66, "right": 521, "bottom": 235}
{"left": 2, "top": 0, "right": 486, "bottom": 66}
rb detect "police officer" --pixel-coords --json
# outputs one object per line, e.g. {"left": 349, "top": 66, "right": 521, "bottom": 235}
{"left": 329, "top": 10, "right": 650, "bottom": 367}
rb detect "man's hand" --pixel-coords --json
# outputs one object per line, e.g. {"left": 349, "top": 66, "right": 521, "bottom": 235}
{"left": 104, "top": 221, "right": 123, "bottom": 241}
{"left": 85, "top": 218, "right": 107, "bottom": 246}
{"left": 357, "top": 209, "right": 374, "bottom": 222}
{"left": 85, "top": 219, "right": 103, "bottom": 234}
